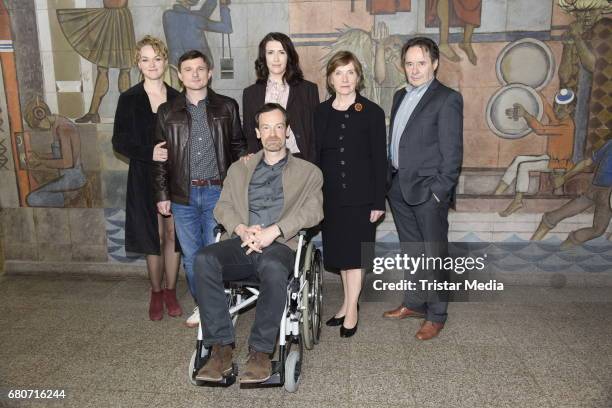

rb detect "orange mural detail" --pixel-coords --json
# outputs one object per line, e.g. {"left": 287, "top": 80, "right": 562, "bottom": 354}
{"left": 0, "top": 1, "right": 30, "bottom": 206}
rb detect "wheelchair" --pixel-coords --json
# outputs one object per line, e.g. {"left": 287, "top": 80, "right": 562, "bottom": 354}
{"left": 188, "top": 227, "right": 323, "bottom": 392}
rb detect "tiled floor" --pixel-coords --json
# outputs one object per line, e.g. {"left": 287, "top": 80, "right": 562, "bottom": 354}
{"left": 1, "top": 274, "right": 611, "bottom": 408}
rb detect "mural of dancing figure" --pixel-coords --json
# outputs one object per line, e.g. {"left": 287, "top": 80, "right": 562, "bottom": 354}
{"left": 24, "top": 97, "right": 87, "bottom": 207}
{"left": 531, "top": 139, "right": 612, "bottom": 248}
{"left": 57, "top": 0, "right": 136, "bottom": 123}
{"left": 426, "top": 0, "right": 482, "bottom": 65}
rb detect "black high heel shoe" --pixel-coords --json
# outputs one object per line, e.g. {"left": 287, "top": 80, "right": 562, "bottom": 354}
{"left": 339, "top": 304, "right": 359, "bottom": 337}
{"left": 325, "top": 315, "right": 345, "bottom": 327}
{"left": 340, "top": 321, "right": 358, "bottom": 337}
{"left": 326, "top": 304, "right": 359, "bottom": 327}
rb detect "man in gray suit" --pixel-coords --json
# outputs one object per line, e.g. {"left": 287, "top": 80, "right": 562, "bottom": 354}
{"left": 383, "top": 37, "right": 463, "bottom": 341}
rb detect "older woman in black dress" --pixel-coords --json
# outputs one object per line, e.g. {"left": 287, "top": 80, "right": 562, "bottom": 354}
{"left": 314, "top": 51, "right": 387, "bottom": 337}
{"left": 112, "top": 36, "right": 181, "bottom": 321}
{"left": 243, "top": 32, "right": 319, "bottom": 162}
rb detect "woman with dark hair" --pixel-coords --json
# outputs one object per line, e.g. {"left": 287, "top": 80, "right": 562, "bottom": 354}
{"left": 112, "top": 35, "right": 182, "bottom": 321}
{"left": 314, "top": 51, "right": 387, "bottom": 337}
{"left": 242, "top": 32, "right": 319, "bottom": 162}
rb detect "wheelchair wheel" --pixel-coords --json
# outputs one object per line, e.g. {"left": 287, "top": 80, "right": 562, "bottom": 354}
{"left": 300, "top": 279, "right": 314, "bottom": 350}
{"left": 311, "top": 249, "right": 323, "bottom": 344}
{"left": 284, "top": 341, "right": 303, "bottom": 392}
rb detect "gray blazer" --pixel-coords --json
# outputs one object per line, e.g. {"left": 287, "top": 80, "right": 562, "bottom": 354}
{"left": 389, "top": 79, "right": 463, "bottom": 205}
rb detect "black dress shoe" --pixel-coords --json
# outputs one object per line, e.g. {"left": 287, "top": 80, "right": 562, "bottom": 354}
{"left": 326, "top": 304, "right": 359, "bottom": 327}
{"left": 325, "top": 315, "right": 345, "bottom": 326}
{"left": 340, "top": 322, "right": 358, "bottom": 338}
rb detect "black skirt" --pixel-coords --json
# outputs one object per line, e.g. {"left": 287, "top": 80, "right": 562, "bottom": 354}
{"left": 321, "top": 203, "right": 375, "bottom": 271}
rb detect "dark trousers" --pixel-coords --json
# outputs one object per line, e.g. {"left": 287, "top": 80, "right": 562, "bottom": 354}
{"left": 387, "top": 174, "right": 450, "bottom": 323}
{"left": 194, "top": 238, "right": 294, "bottom": 354}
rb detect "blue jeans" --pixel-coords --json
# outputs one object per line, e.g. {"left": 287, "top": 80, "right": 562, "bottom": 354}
{"left": 172, "top": 185, "right": 221, "bottom": 298}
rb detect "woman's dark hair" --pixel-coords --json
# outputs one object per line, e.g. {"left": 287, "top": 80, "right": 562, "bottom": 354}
{"left": 401, "top": 37, "right": 440, "bottom": 74}
{"left": 255, "top": 32, "right": 304, "bottom": 86}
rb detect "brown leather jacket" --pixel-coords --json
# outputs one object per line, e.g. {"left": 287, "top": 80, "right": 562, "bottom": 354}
{"left": 152, "top": 89, "right": 247, "bottom": 205}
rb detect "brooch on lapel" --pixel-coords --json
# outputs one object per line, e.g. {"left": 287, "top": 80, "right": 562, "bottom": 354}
{"left": 354, "top": 103, "right": 363, "bottom": 112}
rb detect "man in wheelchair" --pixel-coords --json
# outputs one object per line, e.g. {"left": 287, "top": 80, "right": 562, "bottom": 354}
{"left": 193, "top": 103, "right": 323, "bottom": 384}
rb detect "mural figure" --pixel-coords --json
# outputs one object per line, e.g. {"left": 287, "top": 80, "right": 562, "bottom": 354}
{"left": 323, "top": 23, "right": 404, "bottom": 113}
{"left": 366, "top": 0, "right": 411, "bottom": 14}
{"left": 495, "top": 89, "right": 576, "bottom": 217}
{"left": 57, "top": 0, "right": 136, "bottom": 123}
{"left": 558, "top": 0, "right": 611, "bottom": 157}
{"left": 425, "top": 0, "right": 482, "bottom": 65}
{"left": 163, "top": 0, "right": 233, "bottom": 86}
{"left": 23, "top": 97, "right": 87, "bottom": 207}
{"left": 531, "top": 139, "right": 612, "bottom": 248}
{"left": 0, "top": 106, "right": 7, "bottom": 170}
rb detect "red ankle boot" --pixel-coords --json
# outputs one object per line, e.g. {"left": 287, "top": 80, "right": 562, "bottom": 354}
{"left": 149, "top": 290, "right": 164, "bottom": 321}
{"left": 163, "top": 288, "right": 183, "bottom": 317}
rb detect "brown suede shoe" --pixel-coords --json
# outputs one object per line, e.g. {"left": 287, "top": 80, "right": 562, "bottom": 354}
{"left": 239, "top": 350, "right": 272, "bottom": 384}
{"left": 415, "top": 321, "right": 444, "bottom": 340}
{"left": 195, "top": 344, "right": 233, "bottom": 382}
{"left": 382, "top": 305, "right": 425, "bottom": 320}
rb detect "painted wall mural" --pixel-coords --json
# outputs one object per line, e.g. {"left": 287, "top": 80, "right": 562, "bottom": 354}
{"left": 163, "top": 0, "right": 233, "bottom": 86}
{"left": 0, "top": 106, "right": 8, "bottom": 170}
{"left": 0, "top": 0, "right": 610, "bottom": 267}
{"left": 56, "top": 0, "right": 136, "bottom": 123}
{"left": 425, "top": 0, "right": 482, "bottom": 65}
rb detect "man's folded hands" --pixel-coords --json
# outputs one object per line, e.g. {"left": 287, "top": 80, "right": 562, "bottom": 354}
{"left": 234, "top": 224, "right": 282, "bottom": 254}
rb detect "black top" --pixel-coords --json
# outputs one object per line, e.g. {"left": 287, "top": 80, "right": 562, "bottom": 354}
{"left": 320, "top": 109, "right": 349, "bottom": 203}
{"left": 112, "top": 81, "right": 181, "bottom": 254}
{"left": 314, "top": 93, "right": 388, "bottom": 210}
{"left": 242, "top": 80, "right": 319, "bottom": 163}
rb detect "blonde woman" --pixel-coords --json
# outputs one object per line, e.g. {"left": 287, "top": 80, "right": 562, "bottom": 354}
{"left": 112, "top": 36, "right": 182, "bottom": 321}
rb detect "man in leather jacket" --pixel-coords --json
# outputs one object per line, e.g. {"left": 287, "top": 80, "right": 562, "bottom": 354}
{"left": 152, "top": 49, "right": 246, "bottom": 326}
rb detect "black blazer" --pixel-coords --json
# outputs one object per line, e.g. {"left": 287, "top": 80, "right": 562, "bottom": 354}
{"left": 242, "top": 79, "right": 319, "bottom": 162}
{"left": 112, "top": 81, "right": 180, "bottom": 254}
{"left": 389, "top": 79, "right": 463, "bottom": 205}
{"left": 314, "top": 93, "right": 388, "bottom": 210}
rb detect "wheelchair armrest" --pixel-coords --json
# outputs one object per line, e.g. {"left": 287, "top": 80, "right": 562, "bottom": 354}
{"left": 214, "top": 224, "right": 227, "bottom": 236}
{"left": 298, "top": 226, "right": 320, "bottom": 241}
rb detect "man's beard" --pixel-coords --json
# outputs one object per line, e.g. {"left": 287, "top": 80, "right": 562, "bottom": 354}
{"left": 264, "top": 138, "right": 283, "bottom": 152}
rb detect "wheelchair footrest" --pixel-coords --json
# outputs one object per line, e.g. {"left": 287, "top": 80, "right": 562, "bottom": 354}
{"left": 261, "top": 361, "right": 283, "bottom": 386}
{"left": 259, "top": 372, "right": 282, "bottom": 386}
{"left": 193, "top": 363, "right": 238, "bottom": 387}
{"left": 239, "top": 361, "right": 282, "bottom": 387}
